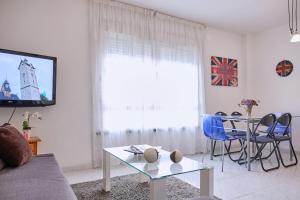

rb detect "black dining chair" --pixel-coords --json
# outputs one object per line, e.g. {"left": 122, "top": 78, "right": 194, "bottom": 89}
{"left": 273, "top": 113, "right": 298, "bottom": 167}
{"left": 224, "top": 111, "right": 248, "bottom": 161}
{"left": 239, "top": 113, "right": 280, "bottom": 172}
{"left": 229, "top": 111, "right": 247, "bottom": 137}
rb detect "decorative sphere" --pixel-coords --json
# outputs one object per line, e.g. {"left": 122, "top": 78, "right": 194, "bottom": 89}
{"left": 144, "top": 148, "right": 159, "bottom": 163}
{"left": 170, "top": 150, "right": 183, "bottom": 163}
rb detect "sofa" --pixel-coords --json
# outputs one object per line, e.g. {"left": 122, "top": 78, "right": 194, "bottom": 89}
{"left": 0, "top": 154, "right": 77, "bottom": 200}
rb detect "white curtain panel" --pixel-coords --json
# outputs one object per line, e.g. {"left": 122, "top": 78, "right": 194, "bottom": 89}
{"left": 89, "top": 0, "right": 206, "bottom": 167}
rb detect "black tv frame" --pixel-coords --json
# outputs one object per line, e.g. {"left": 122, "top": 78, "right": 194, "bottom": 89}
{"left": 0, "top": 48, "right": 57, "bottom": 107}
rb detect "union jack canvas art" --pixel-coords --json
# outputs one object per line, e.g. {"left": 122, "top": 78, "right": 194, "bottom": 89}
{"left": 276, "top": 60, "right": 293, "bottom": 77}
{"left": 211, "top": 56, "right": 238, "bottom": 87}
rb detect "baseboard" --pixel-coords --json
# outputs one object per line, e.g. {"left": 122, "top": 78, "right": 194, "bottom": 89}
{"left": 213, "top": 196, "right": 222, "bottom": 200}
{"left": 62, "top": 163, "right": 93, "bottom": 172}
{"left": 278, "top": 147, "right": 300, "bottom": 155}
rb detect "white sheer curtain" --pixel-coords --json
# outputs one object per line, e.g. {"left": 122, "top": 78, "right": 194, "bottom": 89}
{"left": 90, "top": 0, "right": 206, "bottom": 167}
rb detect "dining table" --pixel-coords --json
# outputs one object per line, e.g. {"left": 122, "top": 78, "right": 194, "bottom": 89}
{"left": 203, "top": 114, "right": 300, "bottom": 171}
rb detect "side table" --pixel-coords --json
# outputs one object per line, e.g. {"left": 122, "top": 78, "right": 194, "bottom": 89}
{"left": 28, "top": 136, "right": 42, "bottom": 155}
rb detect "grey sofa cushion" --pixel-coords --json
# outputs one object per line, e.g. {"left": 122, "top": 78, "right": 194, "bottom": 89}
{"left": 0, "top": 154, "right": 77, "bottom": 200}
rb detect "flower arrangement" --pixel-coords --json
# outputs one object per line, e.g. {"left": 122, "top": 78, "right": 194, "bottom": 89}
{"left": 238, "top": 99, "right": 259, "bottom": 116}
{"left": 22, "top": 112, "right": 42, "bottom": 139}
{"left": 22, "top": 112, "right": 42, "bottom": 129}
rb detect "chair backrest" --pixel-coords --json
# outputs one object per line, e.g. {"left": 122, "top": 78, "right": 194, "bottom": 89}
{"left": 203, "top": 116, "right": 228, "bottom": 141}
{"left": 215, "top": 111, "right": 228, "bottom": 122}
{"left": 274, "top": 113, "right": 292, "bottom": 136}
{"left": 230, "top": 111, "right": 243, "bottom": 130}
{"left": 253, "top": 113, "right": 276, "bottom": 136}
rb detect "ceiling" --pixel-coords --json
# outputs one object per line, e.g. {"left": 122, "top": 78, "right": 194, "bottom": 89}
{"left": 119, "top": 0, "right": 288, "bottom": 33}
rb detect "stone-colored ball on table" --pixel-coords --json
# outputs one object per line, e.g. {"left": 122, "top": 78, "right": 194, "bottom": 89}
{"left": 143, "top": 148, "right": 159, "bottom": 163}
{"left": 170, "top": 149, "right": 183, "bottom": 163}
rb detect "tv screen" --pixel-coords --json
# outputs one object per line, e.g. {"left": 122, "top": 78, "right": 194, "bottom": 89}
{"left": 0, "top": 49, "right": 56, "bottom": 107}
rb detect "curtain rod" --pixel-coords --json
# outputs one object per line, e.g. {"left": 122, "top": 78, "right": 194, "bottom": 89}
{"left": 111, "top": 0, "right": 206, "bottom": 27}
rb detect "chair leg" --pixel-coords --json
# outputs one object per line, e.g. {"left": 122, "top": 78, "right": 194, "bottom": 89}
{"left": 258, "top": 143, "right": 275, "bottom": 160}
{"left": 277, "top": 139, "right": 298, "bottom": 168}
{"left": 252, "top": 143, "right": 266, "bottom": 160}
{"left": 210, "top": 139, "right": 214, "bottom": 160}
{"left": 238, "top": 139, "right": 243, "bottom": 147}
{"left": 214, "top": 140, "right": 243, "bottom": 158}
{"left": 258, "top": 142, "right": 280, "bottom": 172}
{"left": 238, "top": 143, "right": 266, "bottom": 165}
{"left": 211, "top": 140, "right": 216, "bottom": 160}
{"left": 237, "top": 141, "right": 247, "bottom": 165}
{"left": 225, "top": 140, "right": 242, "bottom": 162}
{"left": 202, "top": 139, "right": 211, "bottom": 163}
{"left": 222, "top": 141, "right": 225, "bottom": 172}
{"left": 226, "top": 139, "right": 244, "bottom": 154}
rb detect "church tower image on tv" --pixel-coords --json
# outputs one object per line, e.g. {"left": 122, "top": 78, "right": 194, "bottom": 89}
{"left": 0, "top": 80, "right": 19, "bottom": 100}
{"left": 19, "top": 59, "right": 41, "bottom": 100}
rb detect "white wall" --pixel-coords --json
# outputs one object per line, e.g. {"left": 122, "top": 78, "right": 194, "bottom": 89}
{"left": 247, "top": 24, "right": 300, "bottom": 150}
{"left": 0, "top": 0, "right": 248, "bottom": 168}
{"left": 0, "top": 0, "right": 93, "bottom": 169}
{"left": 204, "top": 27, "right": 247, "bottom": 115}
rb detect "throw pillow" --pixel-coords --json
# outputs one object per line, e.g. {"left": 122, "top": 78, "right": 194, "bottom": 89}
{"left": 0, "top": 125, "right": 32, "bottom": 167}
{"left": 0, "top": 159, "right": 5, "bottom": 170}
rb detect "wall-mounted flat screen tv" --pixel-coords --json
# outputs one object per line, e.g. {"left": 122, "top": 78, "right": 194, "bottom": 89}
{"left": 0, "top": 49, "right": 56, "bottom": 107}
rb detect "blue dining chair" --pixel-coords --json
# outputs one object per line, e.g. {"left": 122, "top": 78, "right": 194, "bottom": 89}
{"left": 212, "top": 111, "right": 246, "bottom": 162}
{"left": 203, "top": 115, "right": 237, "bottom": 172}
{"left": 211, "top": 111, "right": 227, "bottom": 157}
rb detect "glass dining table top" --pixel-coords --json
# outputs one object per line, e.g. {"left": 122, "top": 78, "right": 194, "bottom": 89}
{"left": 222, "top": 115, "right": 299, "bottom": 120}
{"left": 104, "top": 145, "right": 209, "bottom": 180}
{"left": 201, "top": 114, "right": 300, "bottom": 122}
{"left": 201, "top": 114, "right": 261, "bottom": 122}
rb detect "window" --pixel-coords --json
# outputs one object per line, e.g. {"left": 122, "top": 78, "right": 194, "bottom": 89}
{"left": 90, "top": 0, "right": 207, "bottom": 160}
{"left": 102, "top": 54, "right": 199, "bottom": 132}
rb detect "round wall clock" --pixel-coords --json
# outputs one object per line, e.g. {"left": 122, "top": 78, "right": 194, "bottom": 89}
{"left": 276, "top": 60, "right": 293, "bottom": 77}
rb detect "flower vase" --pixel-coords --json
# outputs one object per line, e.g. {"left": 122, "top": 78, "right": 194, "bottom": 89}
{"left": 246, "top": 105, "right": 253, "bottom": 117}
{"left": 23, "top": 128, "right": 31, "bottom": 140}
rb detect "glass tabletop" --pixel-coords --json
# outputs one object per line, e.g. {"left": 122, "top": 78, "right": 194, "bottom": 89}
{"left": 104, "top": 145, "right": 209, "bottom": 180}
{"left": 220, "top": 115, "right": 261, "bottom": 122}
{"left": 202, "top": 114, "right": 300, "bottom": 121}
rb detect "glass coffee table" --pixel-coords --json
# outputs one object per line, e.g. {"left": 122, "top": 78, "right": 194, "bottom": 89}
{"left": 102, "top": 145, "right": 216, "bottom": 200}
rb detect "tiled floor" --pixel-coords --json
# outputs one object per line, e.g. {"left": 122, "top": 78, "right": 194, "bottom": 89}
{"left": 64, "top": 151, "right": 300, "bottom": 200}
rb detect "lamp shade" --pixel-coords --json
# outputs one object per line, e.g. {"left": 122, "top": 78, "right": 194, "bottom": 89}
{"left": 290, "top": 32, "right": 300, "bottom": 43}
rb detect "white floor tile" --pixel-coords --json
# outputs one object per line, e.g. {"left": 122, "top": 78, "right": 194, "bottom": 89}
{"left": 64, "top": 152, "right": 300, "bottom": 200}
